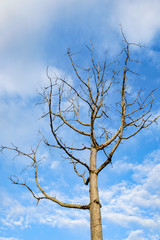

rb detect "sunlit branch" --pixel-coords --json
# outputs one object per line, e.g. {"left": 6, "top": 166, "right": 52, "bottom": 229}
{"left": 55, "top": 76, "right": 93, "bottom": 109}
{"left": 32, "top": 149, "right": 89, "bottom": 209}
{"left": 39, "top": 131, "right": 91, "bottom": 151}
{"left": 71, "top": 159, "right": 88, "bottom": 185}
{"left": 9, "top": 176, "right": 47, "bottom": 205}
{"left": 97, "top": 38, "right": 129, "bottom": 151}
{"left": 68, "top": 98, "right": 90, "bottom": 127}
{"left": 2, "top": 145, "right": 89, "bottom": 210}
{"left": 67, "top": 49, "right": 89, "bottom": 90}
{"left": 48, "top": 77, "right": 90, "bottom": 171}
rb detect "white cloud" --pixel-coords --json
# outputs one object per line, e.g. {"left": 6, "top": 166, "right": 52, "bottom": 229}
{"left": 0, "top": 0, "right": 160, "bottom": 98}
{"left": 0, "top": 238, "right": 20, "bottom": 240}
{"left": 0, "top": 189, "right": 89, "bottom": 230}
{"left": 0, "top": 0, "right": 69, "bottom": 51}
{"left": 0, "top": 95, "right": 44, "bottom": 148}
{"left": 3, "top": 0, "right": 157, "bottom": 48}
{"left": 0, "top": 0, "right": 75, "bottom": 97}
{"left": 53, "top": 216, "right": 89, "bottom": 228}
{"left": 0, "top": 0, "right": 53, "bottom": 96}
{"left": 0, "top": 62, "right": 46, "bottom": 97}
{"left": 124, "top": 230, "right": 146, "bottom": 240}
{"left": 124, "top": 230, "right": 160, "bottom": 240}
{"left": 110, "top": 0, "right": 160, "bottom": 44}
{"left": 103, "top": 209, "right": 160, "bottom": 228}
{"left": 50, "top": 161, "right": 59, "bottom": 169}
{"left": 100, "top": 149, "right": 160, "bottom": 233}
{"left": 0, "top": 149, "right": 160, "bottom": 240}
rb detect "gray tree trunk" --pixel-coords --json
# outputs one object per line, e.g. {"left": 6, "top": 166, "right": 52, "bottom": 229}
{"left": 89, "top": 147, "right": 103, "bottom": 240}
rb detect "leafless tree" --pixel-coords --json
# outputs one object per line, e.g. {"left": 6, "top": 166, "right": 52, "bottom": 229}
{"left": 1, "top": 34, "right": 159, "bottom": 240}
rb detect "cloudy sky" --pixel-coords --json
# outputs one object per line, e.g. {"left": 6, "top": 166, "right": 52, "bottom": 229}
{"left": 0, "top": 0, "right": 160, "bottom": 240}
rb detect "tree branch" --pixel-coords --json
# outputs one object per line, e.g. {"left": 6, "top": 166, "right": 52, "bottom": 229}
{"left": 2, "top": 145, "right": 90, "bottom": 210}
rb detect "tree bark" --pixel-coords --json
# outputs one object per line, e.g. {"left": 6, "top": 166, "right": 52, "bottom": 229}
{"left": 89, "top": 147, "right": 103, "bottom": 240}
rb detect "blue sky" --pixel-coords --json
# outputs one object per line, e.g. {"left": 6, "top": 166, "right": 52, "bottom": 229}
{"left": 0, "top": 0, "right": 160, "bottom": 240}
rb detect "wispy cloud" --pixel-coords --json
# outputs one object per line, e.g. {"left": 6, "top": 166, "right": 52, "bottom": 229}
{"left": 1, "top": 0, "right": 160, "bottom": 97}
{"left": 100, "top": 149, "right": 160, "bottom": 233}
{"left": 110, "top": 0, "right": 160, "bottom": 44}
{"left": 124, "top": 229, "right": 159, "bottom": 240}
{"left": 0, "top": 189, "right": 90, "bottom": 230}
{"left": 0, "top": 238, "right": 20, "bottom": 240}
{"left": 1, "top": 149, "right": 160, "bottom": 235}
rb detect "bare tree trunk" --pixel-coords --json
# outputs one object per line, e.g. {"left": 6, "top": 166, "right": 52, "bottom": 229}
{"left": 89, "top": 147, "right": 103, "bottom": 240}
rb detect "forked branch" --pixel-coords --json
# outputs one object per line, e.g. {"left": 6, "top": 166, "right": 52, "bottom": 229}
{"left": 1, "top": 145, "right": 89, "bottom": 210}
